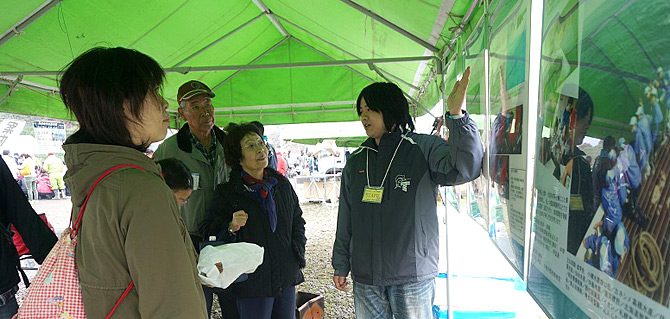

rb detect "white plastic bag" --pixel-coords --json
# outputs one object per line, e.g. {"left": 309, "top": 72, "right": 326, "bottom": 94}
{"left": 197, "top": 242, "right": 264, "bottom": 289}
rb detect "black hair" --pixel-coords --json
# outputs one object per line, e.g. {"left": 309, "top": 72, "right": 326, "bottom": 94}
{"left": 574, "top": 87, "right": 594, "bottom": 124}
{"left": 223, "top": 123, "right": 263, "bottom": 168}
{"left": 603, "top": 136, "right": 616, "bottom": 151}
{"left": 156, "top": 158, "right": 192, "bottom": 191}
{"left": 249, "top": 121, "right": 265, "bottom": 136}
{"left": 60, "top": 47, "right": 165, "bottom": 151}
{"left": 356, "top": 82, "right": 415, "bottom": 132}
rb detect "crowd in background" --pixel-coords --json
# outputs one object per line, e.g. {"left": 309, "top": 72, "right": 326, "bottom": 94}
{"left": 1, "top": 151, "right": 68, "bottom": 201}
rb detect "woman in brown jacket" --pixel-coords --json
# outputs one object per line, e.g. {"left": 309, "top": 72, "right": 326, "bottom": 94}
{"left": 60, "top": 47, "right": 207, "bottom": 318}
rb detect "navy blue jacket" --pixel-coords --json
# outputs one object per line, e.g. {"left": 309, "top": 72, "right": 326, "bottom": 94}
{"left": 332, "top": 113, "right": 483, "bottom": 286}
{"left": 200, "top": 168, "right": 306, "bottom": 298}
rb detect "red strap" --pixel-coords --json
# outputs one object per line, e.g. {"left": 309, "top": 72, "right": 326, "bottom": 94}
{"left": 71, "top": 164, "right": 144, "bottom": 237}
{"left": 105, "top": 281, "right": 135, "bottom": 319}
{"left": 69, "top": 164, "right": 145, "bottom": 317}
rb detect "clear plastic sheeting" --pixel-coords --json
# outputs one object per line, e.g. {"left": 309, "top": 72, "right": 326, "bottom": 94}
{"left": 487, "top": 0, "right": 531, "bottom": 278}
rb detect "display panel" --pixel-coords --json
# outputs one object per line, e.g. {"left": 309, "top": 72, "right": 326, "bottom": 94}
{"left": 528, "top": 0, "right": 670, "bottom": 318}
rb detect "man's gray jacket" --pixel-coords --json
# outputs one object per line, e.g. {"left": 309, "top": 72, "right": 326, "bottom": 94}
{"left": 332, "top": 113, "right": 483, "bottom": 286}
{"left": 154, "top": 124, "right": 230, "bottom": 237}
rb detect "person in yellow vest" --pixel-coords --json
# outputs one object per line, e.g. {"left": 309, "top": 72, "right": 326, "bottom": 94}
{"left": 19, "top": 154, "right": 37, "bottom": 201}
{"left": 42, "top": 153, "right": 66, "bottom": 199}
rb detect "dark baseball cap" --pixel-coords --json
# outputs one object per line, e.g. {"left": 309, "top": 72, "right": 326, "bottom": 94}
{"left": 177, "top": 80, "right": 215, "bottom": 102}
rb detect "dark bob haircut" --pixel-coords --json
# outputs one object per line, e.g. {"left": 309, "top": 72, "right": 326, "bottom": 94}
{"left": 223, "top": 122, "right": 263, "bottom": 168}
{"left": 356, "top": 82, "right": 415, "bottom": 132}
{"left": 60, "top": 47, "right": 165, "bottom": 151}
{"left": 156, "top": 158, "right": 193, "bottom": 191}
{"left": 575, "top": 87, "right": 594, "bottom": 124}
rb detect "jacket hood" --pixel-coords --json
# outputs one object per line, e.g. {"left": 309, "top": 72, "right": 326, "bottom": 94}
{"left": 63, "top": 143, "right": 162, "bottom": 206}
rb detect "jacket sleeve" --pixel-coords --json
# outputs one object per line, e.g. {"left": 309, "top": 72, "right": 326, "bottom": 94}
{"left": 1, "top": 160, "right": 57, "bottom": 264}
{"left": 288, "top": 184, "right": 306, "bottom": 268}
{"left": 198, "top": 184, "right": 235, "bottom": 242}
{"left": 413, "top": 112, "right": 483, "bottom": 186}
{"left": 122, "top": 173, "right": 206, "bottom": 318}
{"left": 331, "top": 164, "right": 352, "bottom": 277}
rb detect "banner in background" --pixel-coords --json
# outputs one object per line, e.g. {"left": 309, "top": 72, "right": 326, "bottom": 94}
{"left": 0, "top": 119, "right": 26, "bottom": 148}
{"left": 33, "top": 121, "right": 66, "bottom": 153}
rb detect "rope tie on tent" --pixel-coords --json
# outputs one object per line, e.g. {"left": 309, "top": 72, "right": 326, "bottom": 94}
{"left": 630, "top": 231, "right": 664, "bottom": 299}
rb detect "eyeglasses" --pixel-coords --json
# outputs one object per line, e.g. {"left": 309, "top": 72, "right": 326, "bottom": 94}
{"left": 243, "top": 140, "right": 268, "bottom": 151}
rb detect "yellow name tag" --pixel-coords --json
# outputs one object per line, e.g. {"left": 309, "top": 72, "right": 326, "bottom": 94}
{"left": 362, "top": 186, "right": 384, "bottom": 204}
{"left": 569, "top": 195, "right": 584, "bottom": 211}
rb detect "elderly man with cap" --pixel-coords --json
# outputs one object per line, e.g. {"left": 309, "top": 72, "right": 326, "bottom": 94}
{"left": 154, "top": 80, "right": 235, "bottom": 318}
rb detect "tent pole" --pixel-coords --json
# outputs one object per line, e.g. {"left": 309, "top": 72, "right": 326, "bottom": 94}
{"left": 0, "top": 0, "right": 61, "bottom": 47}
{"left": 171, "top": 13, "right": 265, "bottom": 67}
{"left": 215, "top": 100, "right": 355, "bottom": 112}
{"left": 339, "top": 0, "right": 439, "bottom": 53}
{"left": 165, "top": 56, "right": 435, "bottom": 70}
{"left": 0, "top": 76, "right": 23, "bottom": 105}
{"left": 367, "top": 65, "right": 436, "bottom": 118}
{"left": 211, "top": 36, "right": 289, "bottom": 91}
{"left": 409, "top": 0, "right": 456, "bottom": 97}
{"left": 0, "top": 56, "right": 436, "bottom": 76}
{"left": 276, "top": 15, "right": 413, "bottom": 89}
{"left": 252, "top": 0, "right": 288, "bottom": 36}
{"left": 441, "top": 0, "right": 481, "bottom": 63}
{"left": 0, "top": 76, "right": 58, "bottom": 94}
{"left": 277, "top": 14, "right": 436, "bottom": 118}
{"left": 216, "top": 108, "right": 354, "bottom": 118}
{"left": 290, "top": 37, "right": 376, "bottom": 83}
{"left": 370, "top": 65, "right": 420, "bottom": 90}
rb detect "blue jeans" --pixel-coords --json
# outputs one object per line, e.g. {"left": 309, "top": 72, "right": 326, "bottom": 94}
{"left": 0, "top": 287, "right": 18, "bottom": 319}
{"left": 237, "top": 285, "right": 296, "bottom": 319}
{"left": 353, "top": 279, "right": 435, "bottom": 319}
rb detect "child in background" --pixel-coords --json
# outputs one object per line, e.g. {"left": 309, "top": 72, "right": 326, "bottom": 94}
{"left": 157, "top": 158, "right": 193, "bottom": 206}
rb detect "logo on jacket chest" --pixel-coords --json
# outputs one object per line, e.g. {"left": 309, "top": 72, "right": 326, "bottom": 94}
{"left": 394, "top": 175, "right": 411, "bottom": 192}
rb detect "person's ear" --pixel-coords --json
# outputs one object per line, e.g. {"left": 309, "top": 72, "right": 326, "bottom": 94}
{"left": 177, "top": 106, "right": 186, "bottom": 119}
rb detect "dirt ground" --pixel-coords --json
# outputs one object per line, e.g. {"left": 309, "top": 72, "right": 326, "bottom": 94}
{"left": 19, "top": 199, "right": 355, "bottom": 319}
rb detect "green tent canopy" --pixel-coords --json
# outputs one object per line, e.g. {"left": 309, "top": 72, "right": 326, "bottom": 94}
{"left": 0, "top": 0, "right": 481, "bottom": 128}
{"left": 2, "top": 0, "right": 667, "bottom": 140}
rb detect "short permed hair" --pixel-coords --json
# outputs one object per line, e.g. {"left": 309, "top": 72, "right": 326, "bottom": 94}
{"left": 223, "top": 123, "right": 262, "bottom": 168}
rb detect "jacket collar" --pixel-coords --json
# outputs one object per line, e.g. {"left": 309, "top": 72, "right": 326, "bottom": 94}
{"left": 361, "top": 131, "right": 404, "bottom": 151}
{"left": 229, "top": 167, "right": 285, "bottom": 194}
{"left": 176, "top": 123, "right": 226, "bottom": 153}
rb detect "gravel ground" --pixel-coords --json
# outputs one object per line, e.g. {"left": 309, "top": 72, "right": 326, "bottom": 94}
{"left": 17, "top": 199, "right": 355, "bottom": 318}
{"left": 295, "top": 202, "right": 355, "bottom": 319}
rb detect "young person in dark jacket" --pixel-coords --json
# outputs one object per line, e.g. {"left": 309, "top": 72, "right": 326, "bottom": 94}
{"left": 0, "top": 157, "right": 57, "bottom": 318}
{"left": 332, "top": 67, "right": 483, "bottom": 319}
{"left": 200, "top": 123, "right": 306, "bottom": 319}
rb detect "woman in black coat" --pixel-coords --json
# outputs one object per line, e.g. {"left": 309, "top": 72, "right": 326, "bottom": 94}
{"left": 200, "top": 122, "right": 306, "bottom": 319}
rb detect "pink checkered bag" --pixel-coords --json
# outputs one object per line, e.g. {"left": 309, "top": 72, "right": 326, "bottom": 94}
{"left": 15, "top": 164, "right": 144, "bottom": 319}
